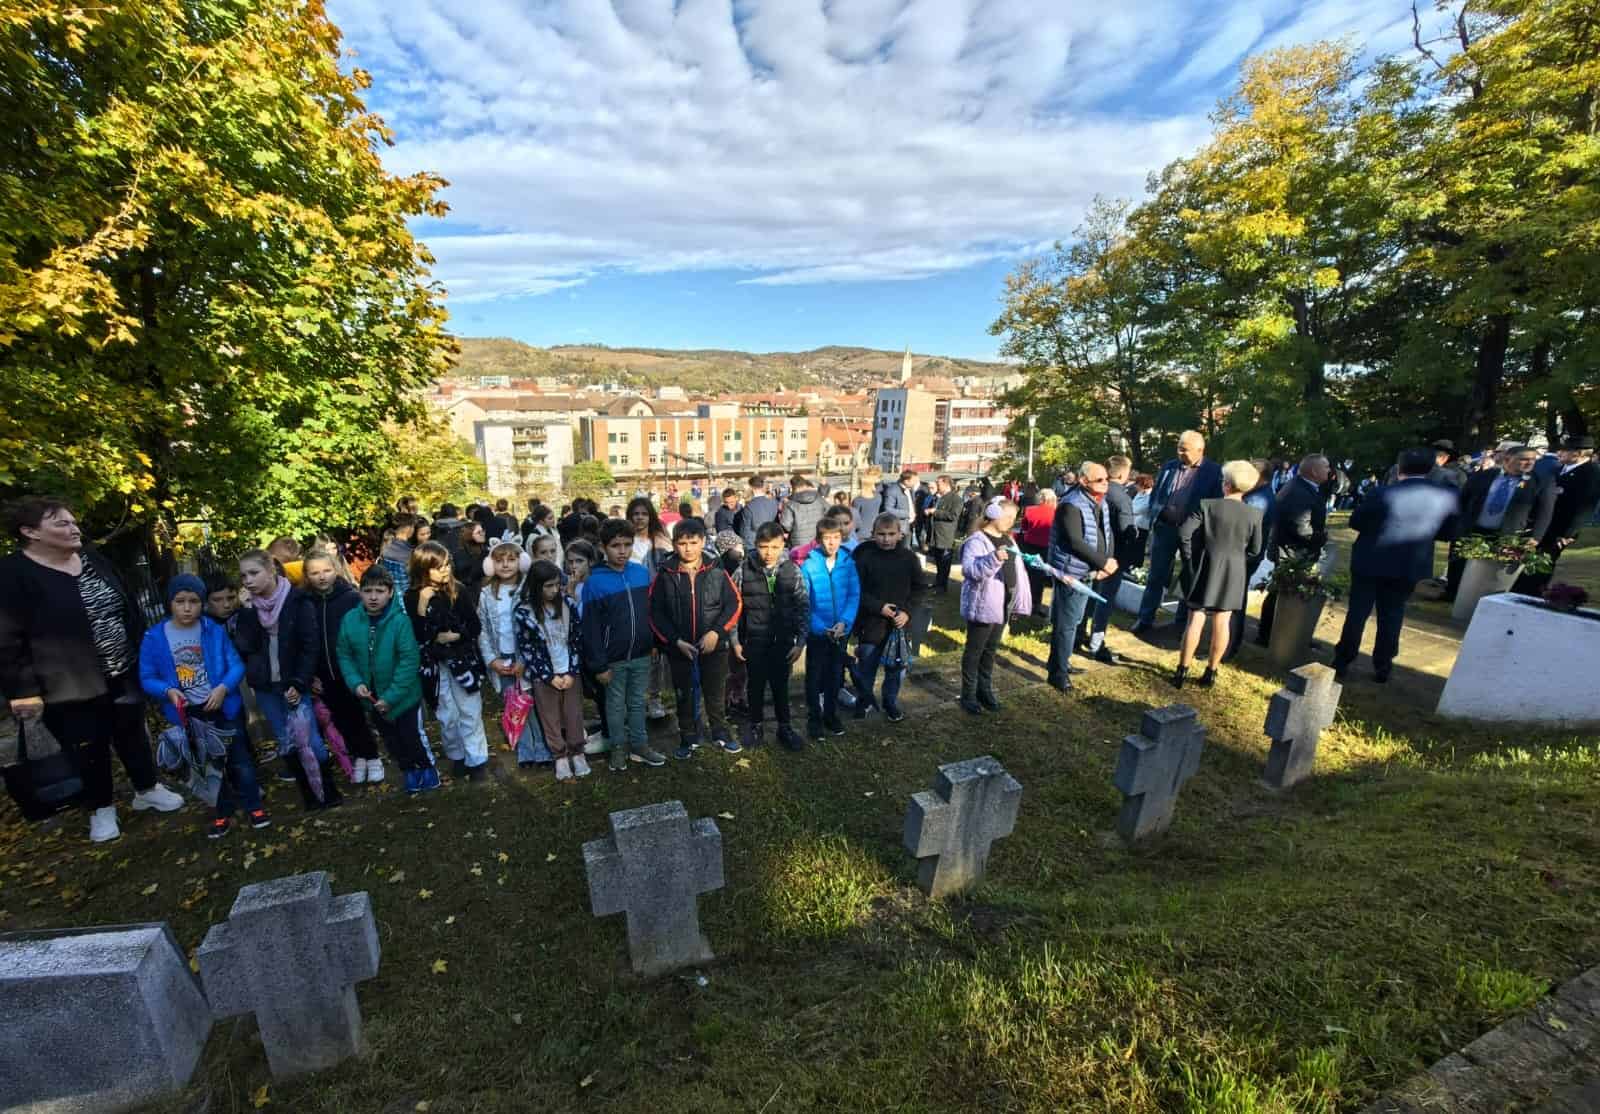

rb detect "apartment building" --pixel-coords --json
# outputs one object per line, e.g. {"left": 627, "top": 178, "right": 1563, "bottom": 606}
{"left": 934, "top": 397, "right": 1012, "bottom": 474}
{"left": 475, "top": 419, "right": 576, "bottom": 496}
{"left": 870, "top": 389, "right": 939, "bottom": 471}
{"left": 581, "top": 400, "right": 822, "bottom": 479}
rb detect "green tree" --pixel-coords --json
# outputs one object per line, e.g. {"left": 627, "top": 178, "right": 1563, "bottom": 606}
{"left": 565, "top": 460, "right": 616, "bottom": 502}
{"left": 0, "top": 0, "right": 453, "bottom": 540}
{"left": 384, "top": 414, "right": 486, "bottom": 518}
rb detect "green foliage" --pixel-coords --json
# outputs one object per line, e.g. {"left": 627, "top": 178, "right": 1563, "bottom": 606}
{"left": 0, "top": 0, "right": 454, "bottom": 540}
{"left": 564, "top": 459, "right": 615, "bottom": 501}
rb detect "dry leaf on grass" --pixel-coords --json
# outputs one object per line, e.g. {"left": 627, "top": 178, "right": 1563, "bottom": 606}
{"left": 251, "top": 1083, "right": 269, "bottom": 1108}
{"left": 418, "top": 889, "right": 433, "bottom": 900}
{"left": 140, "top": 883, "right": 158, "bottom": 896}
{"left": 717, "top": 812, "right": 735, "bottom": 820}
{"left": 431, "top": 958, "right": 448, "bottom": 975}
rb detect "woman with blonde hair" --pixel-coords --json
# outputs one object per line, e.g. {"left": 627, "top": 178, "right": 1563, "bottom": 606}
{"left": 1173, "top": 460, "right": 1265, "bottom": 688}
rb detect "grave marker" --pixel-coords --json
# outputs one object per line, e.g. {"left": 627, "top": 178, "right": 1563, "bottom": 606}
{"left": 1113, "top": 704, "right": 1206, "bottom": 843}
{"left": 1263, "top": 664, "right": 1342, "bottom": 790}
{"left": 902, "top": 756, "right": 1022, "bottom": 898}
{"left": 584, "top": 800, "right": 724, "bottom": 976}
{"left": 0, "top": 923, "right": 212, "bottom": 1113}
{"left": 197, "top": 872, "right": 379, "bottom": 1078}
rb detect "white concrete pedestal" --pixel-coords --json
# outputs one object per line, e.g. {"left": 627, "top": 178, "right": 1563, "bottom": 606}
{"left": 1452, "top": 559, "right": 1518, "bottom": 623}
{"left": 1437, "top": 594, "right": 1600, "bottom": 724}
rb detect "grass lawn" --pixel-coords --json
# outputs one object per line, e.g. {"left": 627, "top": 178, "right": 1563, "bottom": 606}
{"left": 3, "top": 563, "right": 1599, "bottom": 1113}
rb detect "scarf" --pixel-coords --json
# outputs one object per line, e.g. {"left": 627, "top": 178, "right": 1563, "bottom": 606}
{"left": 251, "top": 574, "right": 292, "bottom": 633}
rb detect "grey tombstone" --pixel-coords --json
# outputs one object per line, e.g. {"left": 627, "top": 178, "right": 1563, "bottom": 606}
{"left": 902, "top": 755, "right": 1022, "bottom": 898}
{"left": 584, "top": 800, "right": 724, "bottom": 977}
{"left": 1262, "top": 663, "right": 1342, "bottom": 790}
{"left": 1113, "top": 704, "right": 1207, "bottom": 843}
{"left": 0, "top": 923, "right": 212, "bottom": 1113}
{"left": 197, "top": 871, "right": 379, "bottom": 1078}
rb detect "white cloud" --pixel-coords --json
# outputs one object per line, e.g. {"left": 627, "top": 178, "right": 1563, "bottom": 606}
{"left": 328, "top": 0, "right": 1416, "bottom": 303}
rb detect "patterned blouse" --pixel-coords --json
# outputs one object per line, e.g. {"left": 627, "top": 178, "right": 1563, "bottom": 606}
{"left": 77, "top": 561, "right": 133, "bottom": 678}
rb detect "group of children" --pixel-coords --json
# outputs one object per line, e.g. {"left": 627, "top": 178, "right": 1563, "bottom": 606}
{"left": 137, "top": 490, "right": 1039, "bottom": 841}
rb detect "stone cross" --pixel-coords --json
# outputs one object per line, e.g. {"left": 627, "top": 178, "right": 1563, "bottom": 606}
{"left": 197, "top": 872, "right": 380, "bottom": 1078}
{"left": 1, "top": 923, "right": 212, "bottom": 1113}
{"left": 1263, "top": 663, "right": 1342, "bottom": 790}
{"left": 1113, "top": 704, "right": 1207, "bottom": 843}
{"left": 584, "top": 800, "right": 724, "bottom": 977}
{"left": 902, "top": 755, "right": 1022, "bottom": 898}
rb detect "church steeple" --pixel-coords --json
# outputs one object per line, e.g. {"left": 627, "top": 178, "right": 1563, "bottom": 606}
{"left": 900, "top": 344, "right": 912, "bottom": 383}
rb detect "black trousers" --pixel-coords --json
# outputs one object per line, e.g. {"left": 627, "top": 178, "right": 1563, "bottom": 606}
{"left": 41, "top": 683, "right": 157, "bottom": 810}
{"left": 319, "top": 678, "right": 378, "bottom": 760}
{"left": 1333, "top": 575, "right": 1413, "bottom": 677}
{"left": 961, "top": 621, "right": 1006, "bottom": 700}
{"left": 372, "top": 705, "right": 433, "bottom": 772}
{"left": 930, "top": 547, "right": 955, "bottom": 594}
{"left": 804, "top": 635, "right": 846, "bottom": 722}
{"left": 745, "top": 642, "right": 794, "bottom": 726}
{"left": 667, "top": 647, "right": 729, "bottom": 741}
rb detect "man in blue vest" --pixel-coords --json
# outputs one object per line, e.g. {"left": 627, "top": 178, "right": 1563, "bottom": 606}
{"left": 1133, "top": 431, "right": 1223, "bottom": 633}
{"left": 1046, "top": 460, "right": 1117, "bottom": 691}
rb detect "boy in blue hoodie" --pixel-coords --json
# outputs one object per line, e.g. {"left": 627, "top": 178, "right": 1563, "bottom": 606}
{"left": 581, "top": 520, "right": 668, "bottom": 772}
{"left": 799, "top": 517, "right": 860, "bottom": 741}
{"left": 140, "top": 574, "right": 268, "bottom": 839}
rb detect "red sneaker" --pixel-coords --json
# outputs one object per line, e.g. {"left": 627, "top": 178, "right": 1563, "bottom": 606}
{"left": 207, "top": 817, "right": 231, "bottom": 840}
{"left": 247, "top": 809, "right": 272, "bottom": 830}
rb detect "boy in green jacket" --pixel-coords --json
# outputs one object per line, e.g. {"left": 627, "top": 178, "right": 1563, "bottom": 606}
{"left": 337, "top": 565, "right": 440, "bottom": 794}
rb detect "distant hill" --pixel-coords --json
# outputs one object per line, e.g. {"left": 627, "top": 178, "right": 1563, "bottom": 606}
{"left": 450, "top": 337, "right": 1009, "bottom": 394}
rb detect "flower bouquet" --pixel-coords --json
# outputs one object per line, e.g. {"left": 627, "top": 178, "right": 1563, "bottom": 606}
{"left": 1455, "top": 534, "right": 1553, "bottom": 576}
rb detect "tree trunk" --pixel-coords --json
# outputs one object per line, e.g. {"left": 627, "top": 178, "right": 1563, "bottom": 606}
{"left": 1461, "top": 313, "right": 1512, "bottom": 452}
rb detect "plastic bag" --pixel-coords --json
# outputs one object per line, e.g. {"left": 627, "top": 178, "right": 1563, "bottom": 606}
{"left": 881, "top": 628, "right": 911, "bottom": 672}
{"left": 312, "top": 697, "right": 354, "bottom": 778}
{"left": 501, "top": 683, "right": 535, "bottom": 753}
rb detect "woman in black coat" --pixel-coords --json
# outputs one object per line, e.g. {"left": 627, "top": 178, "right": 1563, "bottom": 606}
{"left": 1174, "top": 461, "right": 1265, "bottom": 688}
{"left": 0, "top": 498, "right": 183, "bottom": 842}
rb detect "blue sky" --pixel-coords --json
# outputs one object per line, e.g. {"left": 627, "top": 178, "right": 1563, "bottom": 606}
{"left": 326, "top": 0, "right": 1422, "bottom": 359}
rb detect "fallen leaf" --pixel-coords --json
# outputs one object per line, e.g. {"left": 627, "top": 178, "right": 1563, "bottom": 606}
{"left": 444, "top": 915, "right": 456, "bottom": 926}
{"left": 497, "top": 875, "right": 506, "bottom": 887}
{"left": 497, "top": 851, "right": 509, "bottom": 864}
{"left": 415, "top": 1103, "right": 431, "bottom": 1113}
{"left": 287, "top": 825, "right": 305, "bottom": 840}
{"left": 417, "top": 889, "right": 433, "bottom": 900}
{"left": 388, "top": 871, "right": 406, "bottom": 885}
{"left": 734, "top": 758, "right": 751, "bottom": 769}
{"left": 470, "top": 864, "right": 483, "bottom": 877}
{"left": 511, "top": 1012, "right": 523, "bottom": 1025}
{"left": 1548, "top": 1015, "right": 1570, "bottom": 1032}
{"left": 252, "top": 1083, "right": 270, "bottom": 1108}
{"left": 579, "top": 1073, "right": 595, "bottom": 1088}
{"left": 431, "top": 958, "right": 448, "bottom": 975}
{"left": 545, "top": 852, "right": 556, "bottom": 863}
{"left": 140, "top": 883, "right": 158, "bottom": 896}
{"left": 426, "top": 822, "right": 435, "bottom": 829}
{"left": 863, "top": 792, "right": 875, "bottom": 798}
{"left": 717, "top": 812, "right": 735, "bottom": 820}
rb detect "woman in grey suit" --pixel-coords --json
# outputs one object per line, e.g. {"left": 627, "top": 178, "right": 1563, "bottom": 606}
{"left": 1174, "top": 460, "right": 1265, "bottom": 688}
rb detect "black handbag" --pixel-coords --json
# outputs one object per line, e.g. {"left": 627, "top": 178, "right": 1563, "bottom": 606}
{"left": 1, "top": 718, "right": 85, "bottom": 821}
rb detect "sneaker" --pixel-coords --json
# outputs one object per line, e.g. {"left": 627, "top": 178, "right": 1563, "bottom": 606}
{"left": 88, "top": 806, "right": 120, "bottom": 843}
{"left": 403, "top": 768, "right": 422, "bottom": 795}
{"left": 742, "top": 723, "right": 763, "bottom": 750}
{"left": 714, "top": 729, "right": 742, "bottom": 754}
{"left": 823, "top": 715, "right": 846, "bottom": 737}
{"left": 132, "top": 783, "right": 184, "bottom": 812}
{"left": 884, "top": 705, "right": 906, "bottom": 723}
{"left": 673, "top": 744, "right": 694, "bottom": 761}
{"left": 583, "top": 732, "right": 609, "bottom": 756}
{"left": 647, "top": 697, "right": 668, "bottom": 720}
{"left": 807, "top": 717, "right": 824, "bottom": 741}
{"left": 958, "top": 697, "right": 984, "bottom": 715}
{"left": 416, "top": 767, "right": 442, "bottom": 792}
{"left": 555, "top": 757, "right": 574, "bottom": 781}
{"left": 247, "top": 809, "right": 272, "bottom": 830}
{"left": 366, "top": 759, "right": 385, "bottom": 784}
{"left": 350, "top": 758, "right": 369, "bottom": 785}
{"left": 276, "top": 768, "right": 299, "bottom": 783}
{"left": 1093, "top": 646, "right": 1120, "bottom": 665}
{"left": 572, "top": 754, "right": 592, "bottom": 778}
{"left": 777, "top": 725, "right": 805, "bottom": 751}
{"left": 608, "top": 744, "right": 629, "bottom": 773}
{"left": 1373, "top": 669, "right": 1390, "bottom": 684}
{"left": 852, "top": 697, "right": 874, "bottom": 721}
{"left": 207, "top": 816, "right": 232, "bottom": 840}
{"left": 633, "top": 745, "right": 668, "bottom": 767}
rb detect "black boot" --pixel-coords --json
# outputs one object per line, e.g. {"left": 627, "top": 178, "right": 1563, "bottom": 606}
{"left": 1171, "top": 665, "right": 1188, "bottom": 689}
{"left": 1197, "top": 667, "right": 1217, "bottom": 689}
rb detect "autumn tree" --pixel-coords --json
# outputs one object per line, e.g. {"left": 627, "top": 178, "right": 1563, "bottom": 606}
{"left": 0, "top": 0, "right": 454, "bottom": 542}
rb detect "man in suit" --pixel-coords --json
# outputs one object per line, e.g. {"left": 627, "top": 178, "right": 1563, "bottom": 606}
{"left": 1255, "top": 454, "right": 1331, "bottom": 646}
{"left": 1333, "top": 448, "right": 1461, "bottom": 683}
{"left": 1514, "top": 435, "right": 1598, "bottom": 596}
{"left": 1084, "top": 455, "right": 1138, "bottom": 664}
{"left": 878, "top": 470, "right": 918, "bottom": 538}
{"left": 1445, "top": 444, "right": 1557, "bottom": 600}
{"left": 1133, "top": 431, "right": 1223, "bottom": 633}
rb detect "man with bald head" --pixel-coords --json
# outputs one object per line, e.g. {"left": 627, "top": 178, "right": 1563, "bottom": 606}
{"left": 1134, "top": 431, "right": 1223, "bottom": 633}
{"left": 1046, "top": 459, "right": 1118, "bottom": 690}
{"left": 1255, "top": 453, "right": 1331, "bottom": 646}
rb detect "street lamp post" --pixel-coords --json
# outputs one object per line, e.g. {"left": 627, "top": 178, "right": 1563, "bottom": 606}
{"left": 1026, "top": 414, "right": 1038, "bottom": 484}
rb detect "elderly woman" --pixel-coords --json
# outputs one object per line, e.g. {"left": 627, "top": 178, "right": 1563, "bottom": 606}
{"left": 1174, "top": 461, "right": 1265, "bottom": 688}
{"left": 1017, "top": 486, "right": 1058, "bottom": 616}
{"left": 0, "top": 498, "right": 184, "bottom": 841}
{"left": 958, "top": 498, "right": 1032, "bottom": 714}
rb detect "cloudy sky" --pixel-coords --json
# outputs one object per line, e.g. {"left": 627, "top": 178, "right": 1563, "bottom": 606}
{"left": 327, "top": 0, "right": 1421, "bottom": 357}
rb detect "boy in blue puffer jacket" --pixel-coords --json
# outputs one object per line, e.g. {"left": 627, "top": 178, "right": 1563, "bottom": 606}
{"left": 582, "top": 519, "right": 668, "bottom": 771}
{"left": 799, "top": 517, "right": 859, "bottom": 741}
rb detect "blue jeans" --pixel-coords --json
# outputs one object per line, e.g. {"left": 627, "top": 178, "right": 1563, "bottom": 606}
{"left": 851, "top": 640, "right": 905, "bottom": 711}
{"left": 1047, "top": 581, "right": 1092, "bottom": 685}
{"left": 210, "top": 721, "right": 263, "bottom": 818}
{"left": 255, "top": 689, "right": 328, "bottom": 762}
{"left": 1136, "top": 525, "right": 1187, "bottom": 627}
{"left": 1089, "top": 567, "right": 1125, "bottom": 650}
{"left": 602, "top": 655, "right": 650, "bottom": 751}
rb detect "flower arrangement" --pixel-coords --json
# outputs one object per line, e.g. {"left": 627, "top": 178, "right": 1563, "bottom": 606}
{"left": 1542, "top": 583, "right": 1590, "bottom": 612}
{"left": 1262, "top": 554, "right": 1344, "bottom": 601}
{"left": 1455, "top": 534, "right": 1554, "bottom": 576}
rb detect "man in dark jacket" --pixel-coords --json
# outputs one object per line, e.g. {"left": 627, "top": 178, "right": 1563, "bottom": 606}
{"left": 1445, "top": 445, "right": 1557, "bottom": 600}
{"left": 1333, "top": 449, "right": 1460, "bottom": 682}
{"left": 1046, "top": 461, "right": 1117, "bottom": 691}
{"left": 734, "top": 474, "right": 781, "bottom": 546}
{"left": 777, "top": 474, "right": 826, "bottom": 546}
{"left": 928, "top": 476, "right": 964, "bottom": 594}
{"left": 1515, "top": 435, "right": 1598, "bottom": 596}
{"left": 734, "top": 521, "right": 808, "bottom": 751}
{"left": 1134, "top": 431, "right": 1223, "bottom": 632}
{"left": 1255, "top": 454, "right": 1331, "bottom": 646}
{"left": 850, "top": 513, "right": 932, "bottom": 722}
{"left": 1086, "top": 455, "right": 1138, "bottom": 664}
{"left": 648, "top": 518, "right": 742, "bottom": 757}
{"left": 878, "top": 470, "right": 918, "bottom": 537}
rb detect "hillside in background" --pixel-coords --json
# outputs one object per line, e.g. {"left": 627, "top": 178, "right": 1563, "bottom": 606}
{"left": 451, "top": 337, "right": 1010, "bottom": 394}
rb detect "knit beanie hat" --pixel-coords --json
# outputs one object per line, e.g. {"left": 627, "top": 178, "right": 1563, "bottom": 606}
{"left": 167, "top": 573, "right": 207, "bottom": 603}
{"left": 715, "top": 530, "right": 744, "bottom": 554}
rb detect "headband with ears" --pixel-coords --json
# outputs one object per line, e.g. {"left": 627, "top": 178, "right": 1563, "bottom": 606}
{"left": 484, "top": 547, "right": 533, "bottom": 577}
{"left": 984, "top": 496, "right": 1007, "bottom": 521}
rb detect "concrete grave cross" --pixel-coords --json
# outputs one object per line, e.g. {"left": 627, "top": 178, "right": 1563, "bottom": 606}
{"left": 1113, "top": 704, "right": 1207, "bottom": 844}
{"left": 1262, "top": 663, "right": 1342, "bottom": 790}
{"left": 197, "top": 871, "right": 380, "bottom": 1078}
{"left": 584, "top": 800, "right": 724, "bottom": 977}
{"left": 902, "top": 755, "right": 1022, "bottom": 898}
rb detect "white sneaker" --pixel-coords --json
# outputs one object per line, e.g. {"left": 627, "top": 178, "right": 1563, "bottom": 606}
{"left": 572, "top": 754, "right": 592, "bottom": 778}
{"left": 350, "top": 758, "right": 369, "bottom": 785}
{"left": 88, "top": 806, "right": 121, "bottom": 843}
{"left": 132, "top": 783, "right": 184, "bottom": 812}
{"left": 647, "top": 697, "right": 667, "bottom": 720}
{"left": 582, "top": 731, "right": 609, "bottom": 755}
{"left": 366, "top": 758, "right": 385, "bottom": 784}
{"left": 554, "top": 757, "right": 574, "bottom": 782}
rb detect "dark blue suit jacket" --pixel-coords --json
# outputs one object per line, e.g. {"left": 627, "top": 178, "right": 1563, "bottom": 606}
{"left": 1349, "top": 478, "right": 1460, "bottom": 584}
{"left": 1150, "top": 458, "right": 1224, "bottom": 531}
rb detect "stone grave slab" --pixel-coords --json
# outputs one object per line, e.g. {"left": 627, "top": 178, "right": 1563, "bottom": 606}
{"left": 584, "top": 800, "right": 724, "bottom": 977}
{"left": 0, "top": 923, "right": 211, "bottom": 1113}
{"left": 1262, "top": 663, "right": 1342, "bottom": 790}
{"left": 902, "top": 755, "right": 1022, "bottom": 898}
{"left": 1438, "top": 594, "right": 1600, "bottom": 724}
{"left": 197, "top": 871, "right": 379, "bottom": 1078}
{"left": 1113, "top": 704, "right": 1206, "bottom": 843}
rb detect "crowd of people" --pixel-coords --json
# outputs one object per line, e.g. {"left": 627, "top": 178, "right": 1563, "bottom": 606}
{"left": 1, "top": 429, "right": 1593, "bottom": 846}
